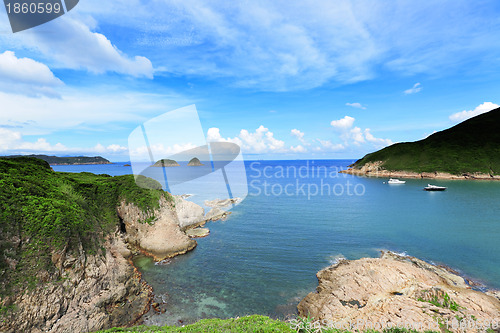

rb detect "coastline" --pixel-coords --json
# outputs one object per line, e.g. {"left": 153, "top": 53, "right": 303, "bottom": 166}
{"left": 298, "top": 251, "right": 500, "bottom": 333}
{"left": 340, "top": 161, "right": 500, "bottom": 180}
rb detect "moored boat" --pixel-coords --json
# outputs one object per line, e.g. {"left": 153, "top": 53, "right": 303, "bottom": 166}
{"left": 424, "top": 184, "right": 447, "bottom": 191}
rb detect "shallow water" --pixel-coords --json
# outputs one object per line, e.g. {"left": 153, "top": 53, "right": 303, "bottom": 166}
{"left": 54, "top": 160, "right": 500, "bottom": 326}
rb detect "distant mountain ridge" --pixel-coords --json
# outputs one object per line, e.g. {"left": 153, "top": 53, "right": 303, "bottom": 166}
{"left": 1, "top": 154, "right": 111, "bottom": 165}
{"left": 349, "top": 107, "right": 500, "bottom": 176}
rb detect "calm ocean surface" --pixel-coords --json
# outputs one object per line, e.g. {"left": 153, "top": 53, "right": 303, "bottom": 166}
{"left": 53, "top": 160, "right": 500, "bottom": 325}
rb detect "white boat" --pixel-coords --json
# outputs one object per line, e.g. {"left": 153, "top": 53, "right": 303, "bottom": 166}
{"left": 388, "top": 178, "right": 406, "bottom": 184}
{"left": 424, "top": 184, "right": 447, "bottom": 191}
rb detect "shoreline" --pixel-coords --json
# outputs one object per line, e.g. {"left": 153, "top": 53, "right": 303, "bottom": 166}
{"left": 298, "top": 251, "right": 500, "bottom": 333}
{"left": 340, "top": 165, "right": 500, "bottom": 181}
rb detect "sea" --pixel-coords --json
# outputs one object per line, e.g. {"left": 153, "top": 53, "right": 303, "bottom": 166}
{"left": 52, "top": 160, "right": 500, "bottom": 326}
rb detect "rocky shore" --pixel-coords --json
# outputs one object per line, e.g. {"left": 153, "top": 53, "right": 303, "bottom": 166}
{"left": 341, "top": 161, "right": 500, "bottom": 180}
{"left": 298, "top": 251, "right": 500, "bottom": 333}
{"left": 0, "top": 193, "right": 233, "bottom": 333}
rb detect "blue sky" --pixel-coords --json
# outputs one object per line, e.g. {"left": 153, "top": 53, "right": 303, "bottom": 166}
{"left": 1, "top": 0, "right": 500, "bottom": 161}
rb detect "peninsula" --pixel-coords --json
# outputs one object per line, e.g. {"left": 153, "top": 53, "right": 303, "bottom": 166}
{"left": 2, "top": 154, "right": 111, "bottom": 165}
{"left": 342, "top": 107, "right": 500, "bottom": 180}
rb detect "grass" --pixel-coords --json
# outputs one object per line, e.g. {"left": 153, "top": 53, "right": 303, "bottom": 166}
{"left": 417, "top": 292, "right": 463, "bottom": 311}
{"left": 352, "top": 107, "right": 500, "bottom": 175}
{"left": 93, "top": 315, "right": 441, "bottom": 333}
{"left": 0, "top": 157, "right": 169, "bottom": 299}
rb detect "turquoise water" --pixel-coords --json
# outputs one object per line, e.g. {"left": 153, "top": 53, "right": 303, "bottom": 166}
{"left": 53, "top": 160, "right": 500, "bottom": 325}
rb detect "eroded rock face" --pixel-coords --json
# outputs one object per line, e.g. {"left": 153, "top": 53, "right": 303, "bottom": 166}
{"left": 117, "top": 196, "right": 196, "bottom": 261}
{"left": 0, "top": 236, "right": 151, "bottom": 333}
{"left": 298, "top": 252, "right": 500, "bottom": 332}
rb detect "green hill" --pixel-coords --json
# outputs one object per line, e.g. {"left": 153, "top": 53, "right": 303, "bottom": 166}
{"left": 352, "top": 107, "right": 500, "bottom": 175}
{"left": 1, "top": 154, "right": 111, "bottom": 165}
{"left": 0, "top": 157, "right": 165, "bottom": 299}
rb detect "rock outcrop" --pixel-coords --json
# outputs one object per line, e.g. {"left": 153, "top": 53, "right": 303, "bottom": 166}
{"left": 0, "top": 236, "right": 151, "bottom": 333}
{"left": 298, "top": 252, "right": 500, "bottom": 332}
{"left": 174, "top": 196, "right": 236, "bottom": 230}
{"left": 117, "top": 196, "right": 197, "bottom": 261}
{"left": 152, "top": 159, "right": 180, "bottom": 167}
{"left": 187, "top": 157, "right": 204, "bottom": 166}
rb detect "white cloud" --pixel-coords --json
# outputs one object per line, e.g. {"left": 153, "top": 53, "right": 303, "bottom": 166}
{"left": 291, "top": 129, "right": 305, "bottom": 143}
{"left": 4, "top": 17, "right": 153, "bottom": 78}
{"left": 207, "top": 126, "right": 286, "bottom": 154}
{"left": 290, "top": 145, "right": 307, "bottom": 153}
{"left": 330, "top": 116, "right": 392, "bottom": 149}
{"left": 0, "top": 51, "right": 63, "bottom": 97}
{"left": 315, "top": 139, "right": 344, "bottom": 152}
{"left": 330, "top": 116, "right": 355, "bottom": 130}
{"left": 364, "top": 128, "right": 393, "bottom": 146}
{"left": 0, "top": 89, "right": 188, "bottom": 136}
{"left": 346, "top": 102, "right": 366, "bottom": 110}
{"left": 129, "top": 142, "right": 197, "bottom": 159}
{"left": 449, "top": 102, "right": 499, "bottom": 123}
{"left": 0, "top": 127, "right": 127, "bottom": 155}
{"left": 404, "top": 82, "right": 422, "bottom": 95}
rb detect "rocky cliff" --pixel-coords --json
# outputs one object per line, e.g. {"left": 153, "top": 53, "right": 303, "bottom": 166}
{"left": 298, "top": 252, "right": 500, "bottom": 332}
{"left": 0, "top": 157, "right": 199, "bottom": 333}
{"left": 0, "top": 235, "right": 151, "bottom": 333}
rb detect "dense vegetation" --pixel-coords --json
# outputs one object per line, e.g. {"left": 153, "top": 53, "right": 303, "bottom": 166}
{"left": 0, "top": 157, "right": 167, "bottom": 298}
{"left": 352, "top": 107, "right": 500, "bottom": 175}
{"left": 1, "top": 154, "right": 111, "bottom": 165}
{"left": 94, "top": 315, "right": 440, "bottom": 333}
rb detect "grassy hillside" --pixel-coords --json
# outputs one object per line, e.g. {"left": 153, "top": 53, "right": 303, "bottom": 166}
{"left": 1, "top": 154, "right": 111, "bottom": 165}
{"left": 352, "top": 107, "right": 500, "bottom": 175}
{"left": 0, "top": 157, "right": 167, "bottom": 299}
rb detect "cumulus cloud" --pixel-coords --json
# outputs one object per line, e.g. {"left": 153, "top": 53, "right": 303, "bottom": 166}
{"left": 449, "top": 102, "right": 499, "bottom": 123}
{"left": 7, "top": 17, "right": 153, "bottom": 78}
{"left": 314, "top": 139, "right": 344, "bottom": 152}
{"left": 404, "top": 82, "right": 422, "bottom": 95}
{"left": 330, "top": 116, "right": 392, "bottom": 148}
{"left": 0, "top": 51, "right": 63, "bottom": 97}
{"left": 290, "top": 145, "right": 307, "bottom": 153}
{"left": 291, "top": 129, "right": 306, "bottom": 143}
{"left": 346, "top": 102, "right": 366, "bottom": 109}
{"left": 0, "top": 128, "right": 126, "bottom": 155}
{"left": 207, "top": 126, "right": 286, "bottom": 154}
{"left": 331, "top": 116, "right": 355, "bottom": 130}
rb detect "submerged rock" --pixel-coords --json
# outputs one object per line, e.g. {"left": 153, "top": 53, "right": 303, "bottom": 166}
{"left": 298, "top": 251, "right": 500, "bottom": 332}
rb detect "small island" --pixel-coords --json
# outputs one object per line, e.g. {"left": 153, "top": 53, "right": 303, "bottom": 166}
{"left": 342, "top": 107, "right": 500, "bottom": 180}
{"left": 187, "top": 157, "right": 204, "bottom": 166}
{"left": 1, "top": 154, "right": 111, "bottom": 165}
{"left": 152, "top": 159, "right": 180, "bottom": 167}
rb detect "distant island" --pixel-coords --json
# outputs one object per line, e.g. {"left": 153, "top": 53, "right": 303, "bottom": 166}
{"left": 1, "top": 154, "right": 111, "bottom": 165}
{"left": 152, "top": 159, "right": 180, "bottom": 167}
{"left": 343, "top": 107, "right": 500, "bottom": 180}
{"left": 187, "top": 157, "right": 204, "bottom": 166}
